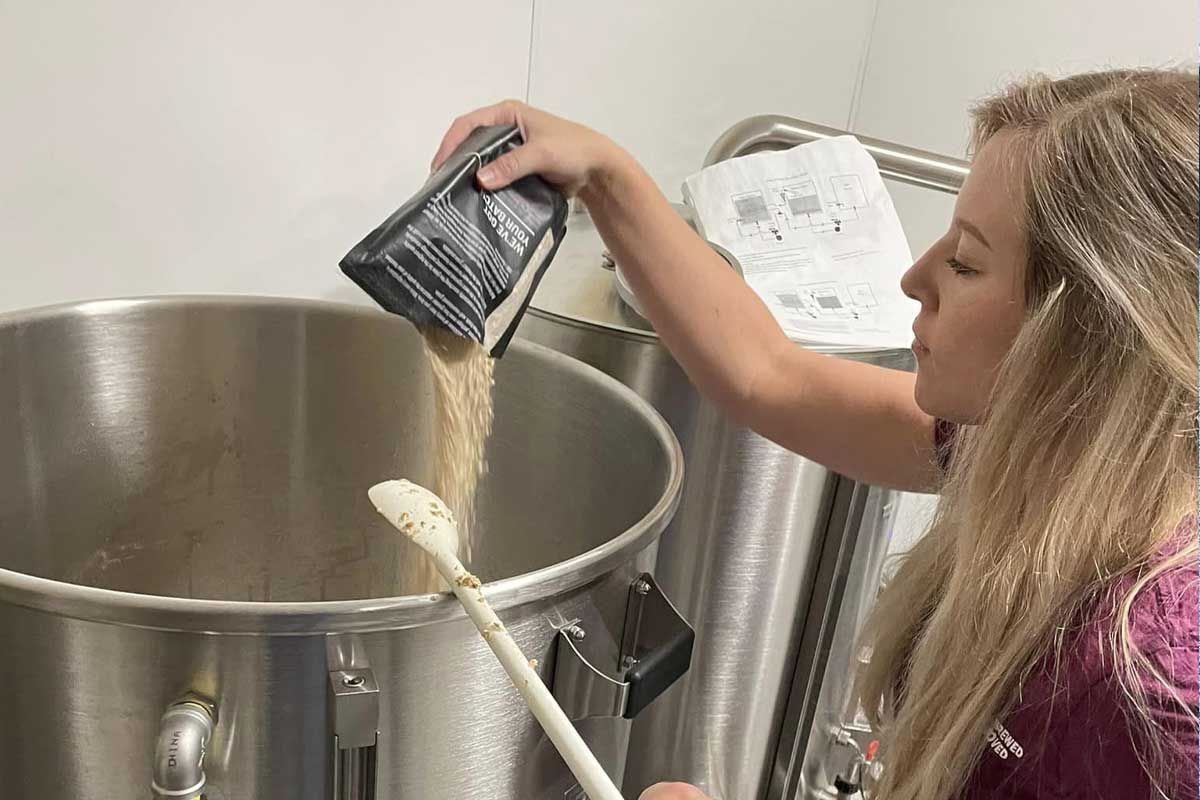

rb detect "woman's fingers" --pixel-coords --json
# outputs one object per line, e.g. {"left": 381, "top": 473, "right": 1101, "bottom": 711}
{"left": 477, "top": 142, "right": 547, "bottom": 190}
{"left": 638, "top": 782, "right": 711, "bottom": 800}
{"left": 429, "top": 99, "right": 616, "bottom": 196}
{"left": 430, "top": 99, "right": 523, "bottom": 170}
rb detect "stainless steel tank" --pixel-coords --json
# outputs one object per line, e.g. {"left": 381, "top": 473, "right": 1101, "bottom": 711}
{"left": 518, "top": 117, "right": 967, "bottom": 799}
{"left": 0, "top": 296, "right": 693, "bottom": 800}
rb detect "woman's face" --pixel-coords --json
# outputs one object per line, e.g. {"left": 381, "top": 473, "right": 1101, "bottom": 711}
{"left": 900, "top": 133, "right": 1029, "bottom": 424}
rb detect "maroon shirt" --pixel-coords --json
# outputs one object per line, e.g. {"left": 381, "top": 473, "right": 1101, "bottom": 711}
{"left": 935, "top": 421, "right": 1200, "bottom": 798}
{"left": 961, "top": 541, "right": 1198, "bottom": 799}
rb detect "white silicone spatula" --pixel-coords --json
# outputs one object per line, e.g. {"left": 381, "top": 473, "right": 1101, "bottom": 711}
{"left": 368, "top": 479, "right": 625, "bottom": 800}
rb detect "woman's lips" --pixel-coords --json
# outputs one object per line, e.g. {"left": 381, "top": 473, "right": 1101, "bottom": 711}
{"left": 912, "top": 331, "right": 930, "bottom": 356}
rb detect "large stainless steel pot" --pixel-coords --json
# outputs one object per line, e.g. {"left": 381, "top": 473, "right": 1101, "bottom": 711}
{"left": 0, "top": 296, "right": 689, "bottom": 799}
{"left": 517, "top": 208, "right": 913, "bottom": 799}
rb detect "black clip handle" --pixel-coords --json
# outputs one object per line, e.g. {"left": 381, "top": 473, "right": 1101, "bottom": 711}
{"left": 619, "top": 574, "right": 695, "bottom": 719}
{"left": 624, "top": 624, "right": 694, "bottom": 719}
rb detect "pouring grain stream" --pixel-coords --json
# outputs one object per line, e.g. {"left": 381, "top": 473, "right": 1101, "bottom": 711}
{"left": 402, "top": 327, "right": 495, "bottom": 594}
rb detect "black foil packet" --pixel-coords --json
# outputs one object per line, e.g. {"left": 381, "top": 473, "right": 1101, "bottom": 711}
{"left": 340, "top": 125, "right": 568, "bottom": 357}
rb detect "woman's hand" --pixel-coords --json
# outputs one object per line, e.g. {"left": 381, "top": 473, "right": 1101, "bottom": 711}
{"left": 637, "top": 783, "right": 712, "bottom": 800}
{"left": 431, "top": 100, "right": 624, "bottom": 198}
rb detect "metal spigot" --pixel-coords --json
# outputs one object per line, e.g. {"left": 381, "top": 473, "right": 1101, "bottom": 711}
{"left": 829, "top": 725, "right": 880, "bottom": 799}
{"left": 151, "top": 697, "right": 217, "bottom": 798}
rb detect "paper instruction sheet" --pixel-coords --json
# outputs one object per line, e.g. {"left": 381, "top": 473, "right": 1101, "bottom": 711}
{"left": 683, "top": 135, "right": 918, "bottom": 350}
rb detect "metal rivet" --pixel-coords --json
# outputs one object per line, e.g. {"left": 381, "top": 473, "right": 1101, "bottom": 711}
{"left": 634, "top": 580, "right": 651, "bottom": 596}
{"left": 342, "top": 674, "right": 365, "bottom": 688}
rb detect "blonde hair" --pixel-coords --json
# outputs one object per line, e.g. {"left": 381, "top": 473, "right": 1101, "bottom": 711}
{"left": 857, "top": 68, "right": 1199, "bottom": 800}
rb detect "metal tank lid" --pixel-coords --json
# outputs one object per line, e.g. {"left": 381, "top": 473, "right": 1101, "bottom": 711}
{"left": 527, "top": 203, "right": 660, "bottom": 342}
{"left": 528, "top": 203, "right": 914, "bottom": 365}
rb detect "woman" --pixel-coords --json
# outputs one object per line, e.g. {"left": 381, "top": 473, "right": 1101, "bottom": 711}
{"left": 434, "top": 68, "right": 1198, "bottom": 799}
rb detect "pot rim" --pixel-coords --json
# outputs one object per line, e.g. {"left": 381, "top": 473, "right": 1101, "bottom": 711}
{"left": 0, "top": 295, "right": 684, "bottom": 635}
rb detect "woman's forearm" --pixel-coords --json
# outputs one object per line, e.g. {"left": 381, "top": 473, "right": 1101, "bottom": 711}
{"left": 580, "top": 151, "right": 794, "bottom": 421}
{"left": 580, "top": 151, "right": 936, "bottom": 491}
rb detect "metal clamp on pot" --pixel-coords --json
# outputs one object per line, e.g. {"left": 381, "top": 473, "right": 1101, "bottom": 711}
{"left": 552, "top": 572, "right": 694, "bottom": 720}
{"left": 327, "top": 636, "right": 379, "bottom": 800}
{"left": 597, "top": 201, "right": 743, "bottom": 321}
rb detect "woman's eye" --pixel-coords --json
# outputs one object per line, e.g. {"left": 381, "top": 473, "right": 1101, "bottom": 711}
{"left": 945, "top": 257, "right": 977, "bottom": 276}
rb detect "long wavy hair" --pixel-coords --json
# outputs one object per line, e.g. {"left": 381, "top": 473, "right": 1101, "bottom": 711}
{"left": 856, "top": 68, "right": 1199, "bottom": 800}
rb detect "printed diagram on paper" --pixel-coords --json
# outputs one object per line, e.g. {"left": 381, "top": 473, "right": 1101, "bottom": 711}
{"left": 729, "top": 173, "right": 877, "bottom": 324}
{"left": 683, "top": 136, "right": 917, "bottom": 349}
{"left": 731, "top": 173, "right": 867, "bottom": 240}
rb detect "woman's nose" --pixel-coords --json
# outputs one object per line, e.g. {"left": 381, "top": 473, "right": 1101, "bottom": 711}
{"left": 900, "top": 261, "right": 922, "bottom": 302}
{"left": 900, "top": 250, "right": 937, "bottom": 309}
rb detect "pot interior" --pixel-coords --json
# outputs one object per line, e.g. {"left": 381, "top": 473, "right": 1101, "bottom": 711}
{"left": 0, "top": 299, "right": 677, "bottom": 601}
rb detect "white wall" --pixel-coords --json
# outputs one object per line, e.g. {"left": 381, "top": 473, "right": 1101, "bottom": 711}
{"left": 854, "top": 0, "right": 1197, "bottom": 155}
{"left": 852, "top": 0, "right": 1197, "bottom": 256}
{"left": 0, "top": 1, "right": 533, "bottom": 313}
{"left": 528, "top": 0, "right": 879, "bottom": 201}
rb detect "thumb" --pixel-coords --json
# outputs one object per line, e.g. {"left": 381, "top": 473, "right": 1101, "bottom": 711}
{"left": 476, "top": 146, "right": 539, "bottom": 190}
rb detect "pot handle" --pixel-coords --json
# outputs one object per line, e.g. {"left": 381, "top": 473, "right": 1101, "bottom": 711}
{"left": 623, "top": 618, "right": 694, "bottom": 719}
{"left": 552, "top": 573, "right": 694, "bottom": 721}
